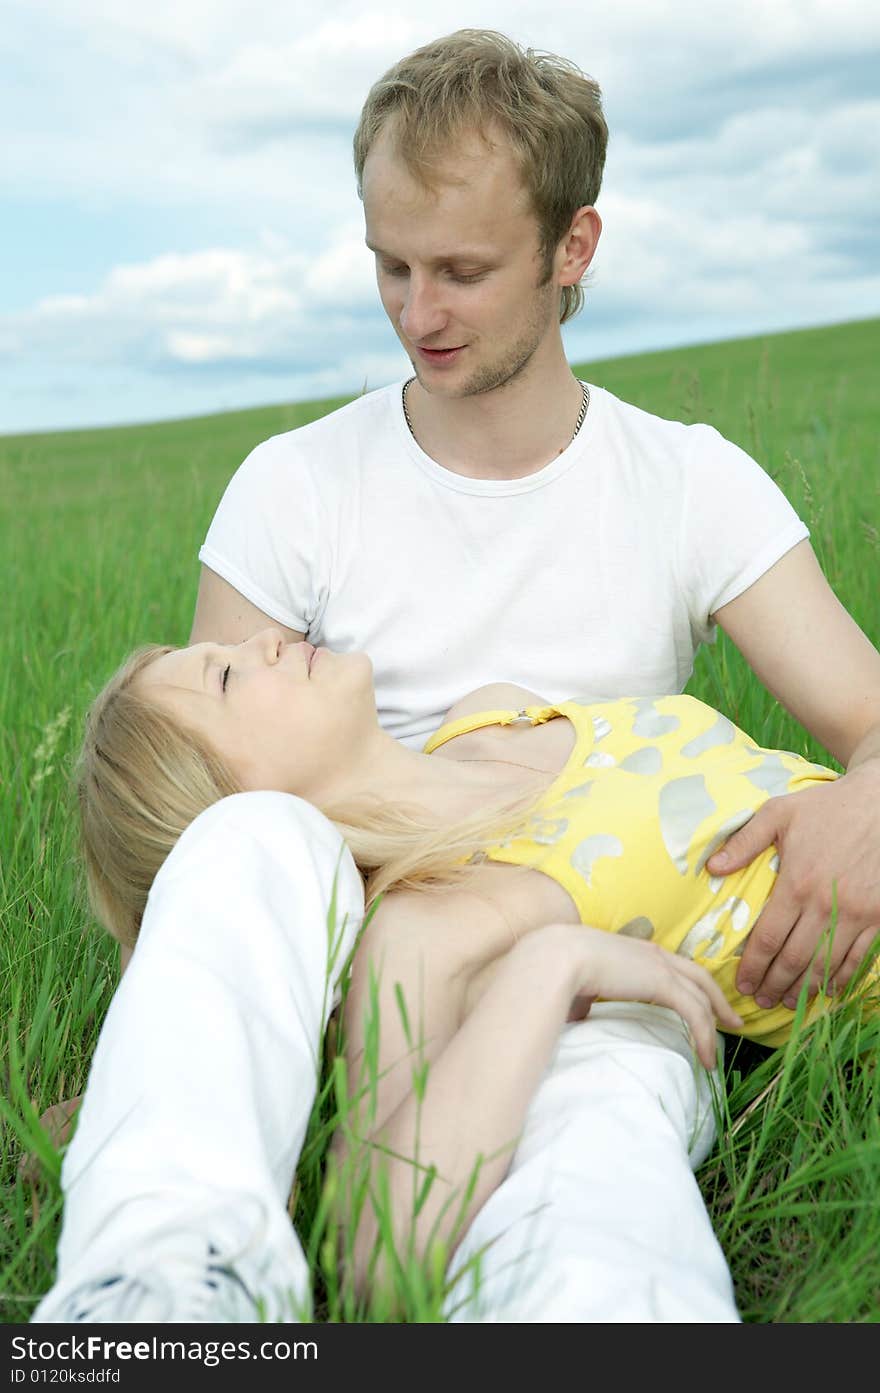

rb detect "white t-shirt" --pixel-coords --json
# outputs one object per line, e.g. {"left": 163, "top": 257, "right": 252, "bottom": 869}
{"left": 199, "top": 380, "right": 808, "bottom": 750}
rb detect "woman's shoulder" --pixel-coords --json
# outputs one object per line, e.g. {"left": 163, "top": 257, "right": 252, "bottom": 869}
{"left": 367, "top": 884, "right": 487, "bottom": 942}
{"left": 442, "top": 682, "right": 548, "bottom": 726}
{"left": 365, "top": 876, "right": 522, "bottom": 971}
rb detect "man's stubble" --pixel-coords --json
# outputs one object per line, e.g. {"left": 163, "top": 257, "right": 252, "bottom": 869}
{"left": 412, "top": 272, "right": 559, "bottom": 401}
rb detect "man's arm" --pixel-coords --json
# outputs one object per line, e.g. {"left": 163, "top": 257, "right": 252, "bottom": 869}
{"left": 706, "top": 539, "right": 880, "bottom": 1006}
{"left": 189, "top": 566, "right": 306, "bottom": 647}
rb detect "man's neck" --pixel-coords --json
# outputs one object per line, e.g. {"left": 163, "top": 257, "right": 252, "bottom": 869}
{"left": 403, "top": 352, "right": 589, "bottom": 481}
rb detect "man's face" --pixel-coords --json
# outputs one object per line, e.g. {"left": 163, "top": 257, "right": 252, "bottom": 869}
{"left": 362, "top": 125, "right": 561, "bottom": 398}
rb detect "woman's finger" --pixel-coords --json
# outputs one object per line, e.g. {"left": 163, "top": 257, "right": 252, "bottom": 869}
{"left": 671, "top": 954, "right": 744, "bottom": 1030}
{"left": 659, "top": 972, "right": 724, "bottom": 1068}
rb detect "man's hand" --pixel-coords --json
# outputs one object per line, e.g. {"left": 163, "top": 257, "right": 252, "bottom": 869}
{"left": 18, "top": 1095, "right": 81, "bottom": 1185}
{"left": 706, "top": 767, "right": 880, "bottom": 1008}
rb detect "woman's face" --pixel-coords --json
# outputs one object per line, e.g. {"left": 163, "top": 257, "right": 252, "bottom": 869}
{"left": 138, "top": 628, "right": 376, "bottom": 800}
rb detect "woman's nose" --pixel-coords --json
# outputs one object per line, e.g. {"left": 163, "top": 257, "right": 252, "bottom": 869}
{"left": 246, "top": 627, "right": 285, "bottom": 661}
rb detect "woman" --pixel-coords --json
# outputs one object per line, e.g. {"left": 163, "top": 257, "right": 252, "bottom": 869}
{"left": 32, "top": 630, "right": 874, "bottom": 1323}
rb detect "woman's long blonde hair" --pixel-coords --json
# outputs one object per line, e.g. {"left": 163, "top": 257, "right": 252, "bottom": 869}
{"left": 78, "top": 646, "right": 544, "bottom": 948}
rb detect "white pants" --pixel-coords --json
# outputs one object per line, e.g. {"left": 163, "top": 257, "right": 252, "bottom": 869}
{"left": 33, "top": 792, "right": 739, "bottom": 1323}
{"left": 33, "top": 792, "right": 365, "bottom": 1322}
{"left": 444, "top": 1006, "right": 739, "bottom": 1322}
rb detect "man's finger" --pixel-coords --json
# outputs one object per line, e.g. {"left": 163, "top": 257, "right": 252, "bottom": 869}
{"left": 766, "top": 904, "right": 880, "bottom": 1007}
{"left": 799, "top": 915, "right": 880, "bottom": 999}
{"left": 832, "top": 926, "right": 880, "bottom": 995}
{"left": 804, "top": 919, "right": 862, "bottom": 997}
{"left": 759, "top": 909, "right": 840, "bottom": 1008}
{"left": 706, "top": 799, "right": 783, "bottom": 876}
{"left": 735, "top": 880, "right": 801, "bottom": 997}
{"left": 752, "top": 905, "right": 837, "bottom": 1007}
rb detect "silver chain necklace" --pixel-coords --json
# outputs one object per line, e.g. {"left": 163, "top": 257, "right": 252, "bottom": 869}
{"left": 402, "top": 378, "right": 590, "bottom": 446}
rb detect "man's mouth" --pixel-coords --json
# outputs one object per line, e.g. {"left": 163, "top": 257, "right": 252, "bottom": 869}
{"left": 416, "top": 345, "right": 465, "bottom": 363}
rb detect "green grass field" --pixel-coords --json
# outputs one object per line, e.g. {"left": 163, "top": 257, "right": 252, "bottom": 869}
{"left": 2, "top": 316, "right": 879, "bottom": 1322}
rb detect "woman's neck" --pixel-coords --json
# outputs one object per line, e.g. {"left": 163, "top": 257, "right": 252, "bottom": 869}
{"left": 318, "top": 727, "right": 548, "bottom": 825}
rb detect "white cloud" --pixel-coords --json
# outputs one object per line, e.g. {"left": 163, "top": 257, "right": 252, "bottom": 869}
{"left": 302, "top": 233, "right": 376, "bottom": 307}
{"left": 200, "top": 16, "right": 420, "bottom": 137}
{"left": 3, "top": 234, "right": 383, "bottom": 375}
{"left": 3, "top": 0, "right": 879, "bottom": 430}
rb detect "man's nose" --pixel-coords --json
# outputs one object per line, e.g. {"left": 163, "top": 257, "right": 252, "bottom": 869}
{"left": 399, "top": 274, "right": 446, "bottom": 340}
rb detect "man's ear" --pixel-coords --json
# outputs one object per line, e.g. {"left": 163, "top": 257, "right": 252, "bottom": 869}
{"left": 557, "top": 206, "right": 602, "bottom": 287}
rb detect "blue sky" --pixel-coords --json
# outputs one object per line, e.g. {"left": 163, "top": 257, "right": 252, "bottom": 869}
{"left": 3, "top": 0, "right": 879, "bottom": 434}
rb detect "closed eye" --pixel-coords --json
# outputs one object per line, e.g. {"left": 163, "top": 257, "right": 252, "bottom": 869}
{"left": 221, "top": 664, "right": 231, "bottom": 692}
{"left": 380, "top": 262, "right": 486, "bottom": 284}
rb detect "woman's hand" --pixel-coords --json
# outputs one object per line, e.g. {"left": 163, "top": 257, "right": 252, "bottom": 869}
{"left": 537, "top": 923, "right": 743, "bottom": 1069}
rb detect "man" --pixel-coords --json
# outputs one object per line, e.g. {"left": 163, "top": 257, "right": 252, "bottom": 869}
{"left": 35, "top": 29, "right": 880, "bottom": 1326}
{"left": 192, "top": 29, "right": 880, "bottom": 1010}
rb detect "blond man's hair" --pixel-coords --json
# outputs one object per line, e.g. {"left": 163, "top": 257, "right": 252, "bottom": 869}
{"left": 77, "top": 647, "right": 543, "bottom": 949}
{"left": 353, "top": 28, "right": 608, "bottom": 323}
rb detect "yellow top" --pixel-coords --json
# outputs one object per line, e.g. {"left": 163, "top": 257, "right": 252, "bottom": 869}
{"left": 425, "top": 694, "right": 874, "bottom": 1046}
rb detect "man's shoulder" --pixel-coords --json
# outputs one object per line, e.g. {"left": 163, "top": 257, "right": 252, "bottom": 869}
{"left": 253, "top": 380, "right": 403, "bottom": 459}
{"left": 209, "top": 378, "right": 412, "bottom": 524}
{"left": 593, "top": 383, "right": 699, "bottom": 444}
{"left": 591, "top": 383, "right": 754, "bottom": 473}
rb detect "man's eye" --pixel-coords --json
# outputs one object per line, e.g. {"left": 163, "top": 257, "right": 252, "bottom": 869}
{"left": 221, "top": 664, "right": 231, "bottom": 692}
{"left": 382, "top": 263, "right": 407, "bottom": 277}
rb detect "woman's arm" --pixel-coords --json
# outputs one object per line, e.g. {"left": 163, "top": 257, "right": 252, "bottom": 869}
{"left": 338, "top": 918, "right": 740, "bottom": 1300}
{"left": 335, "top": 889, "right": 511, "bottom": 1146}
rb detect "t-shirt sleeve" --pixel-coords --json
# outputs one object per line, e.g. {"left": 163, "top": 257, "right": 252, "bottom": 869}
{"left": 677, "top": 424, "right": 809, "bottom": 646}
{"left": 198, "top": 433, "right": 327, "bottom": 635}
